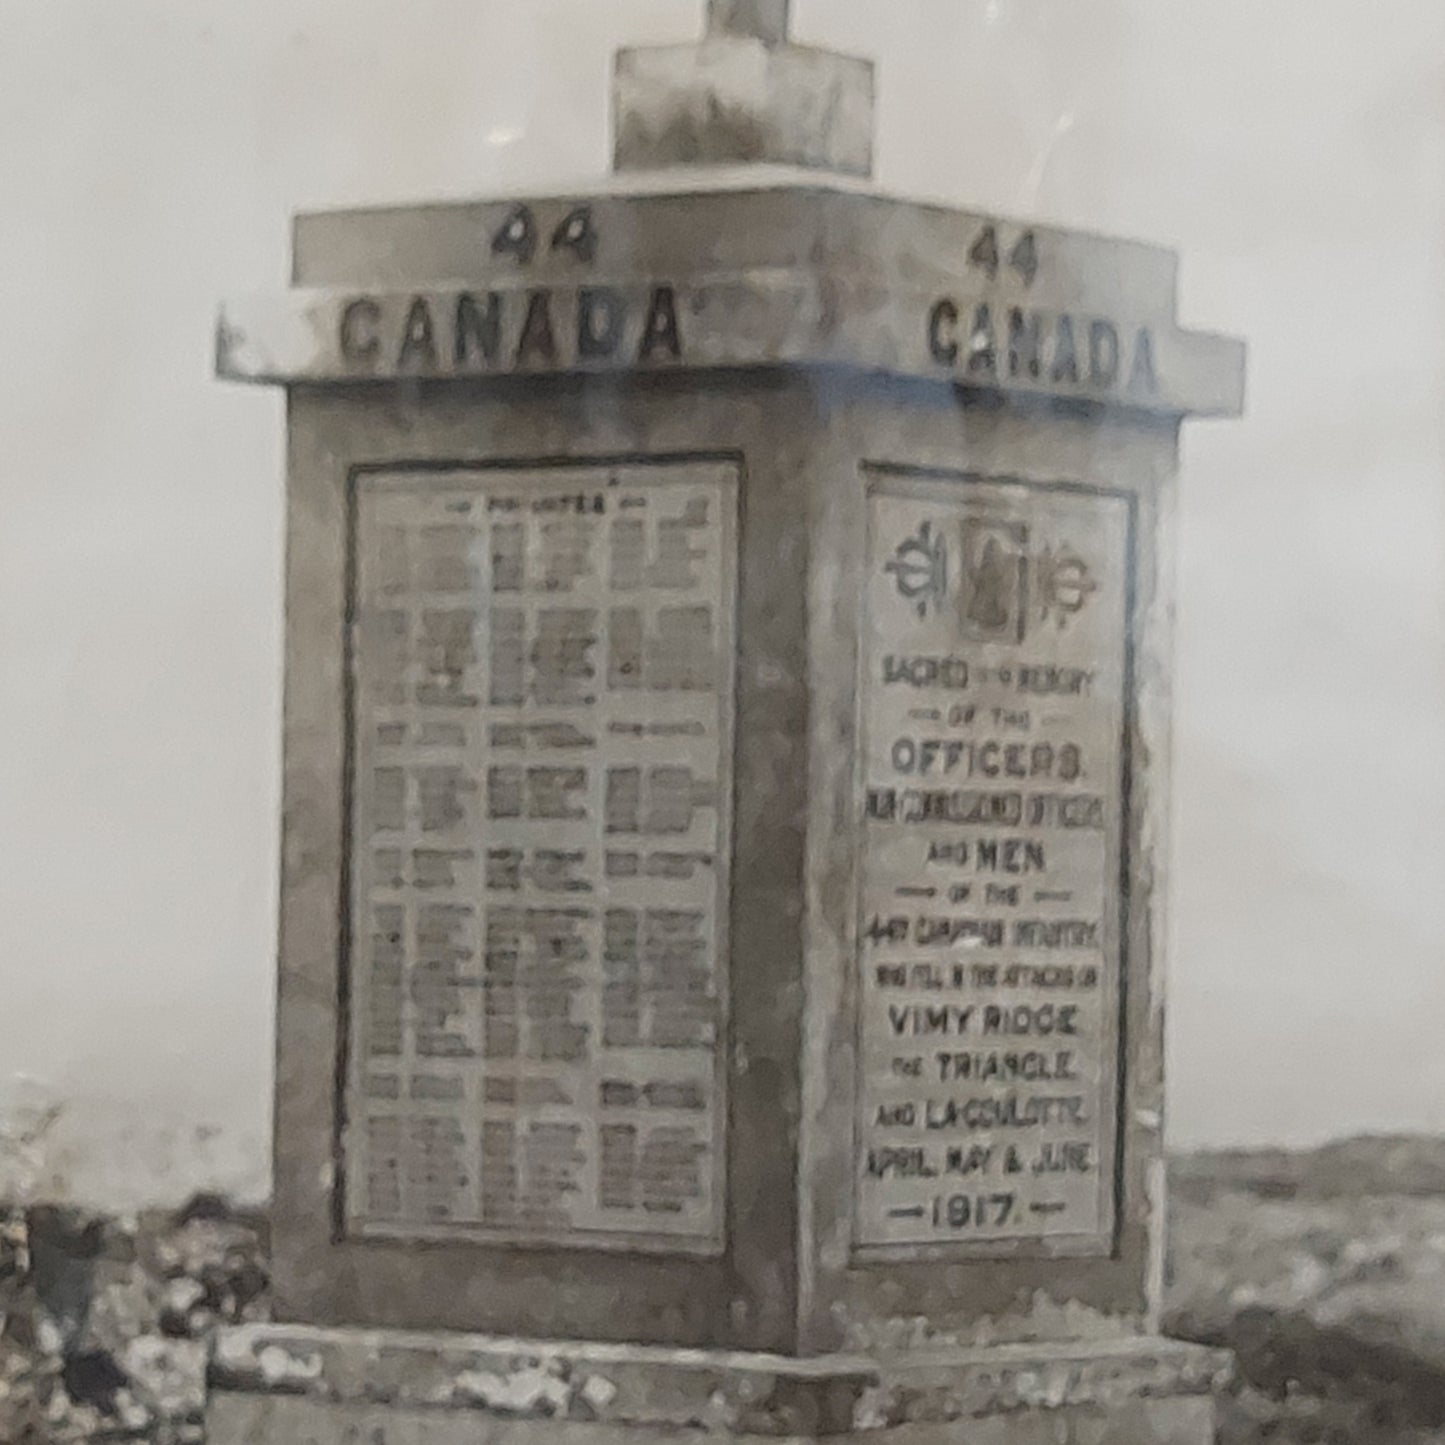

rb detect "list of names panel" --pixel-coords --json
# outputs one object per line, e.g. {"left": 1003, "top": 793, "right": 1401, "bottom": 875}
{"left": 344, "top": 460, "right": 736, "bottom": 1253}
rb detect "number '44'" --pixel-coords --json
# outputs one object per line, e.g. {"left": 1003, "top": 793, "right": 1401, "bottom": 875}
{"left": 968, "top": 225, "right": 1039, "bottom": 286}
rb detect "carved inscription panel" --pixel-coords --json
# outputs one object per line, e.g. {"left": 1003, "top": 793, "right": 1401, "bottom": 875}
{"left": 854, "top": 470, "right": 1131, "bottom": 1255}
{"left": 343, "top": 460, "right": 737, "bottom": 1253}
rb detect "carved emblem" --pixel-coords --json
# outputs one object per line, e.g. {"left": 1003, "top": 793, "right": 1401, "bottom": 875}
{"left": 1034, "top": 544, "right": 1098, "bottom": 630}
{"left": 885, "top": 510, "right": 1096, "bottom": 640}
{"left": 959, "top": 518, "right": 1028, "bottom": 642}
{"left": 885, "top": 520, "right": 948, "bottom": 618}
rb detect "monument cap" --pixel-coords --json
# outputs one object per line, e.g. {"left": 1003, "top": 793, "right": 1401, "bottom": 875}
{"left": 613, "top": 0, "right": 874, "bottom": 177}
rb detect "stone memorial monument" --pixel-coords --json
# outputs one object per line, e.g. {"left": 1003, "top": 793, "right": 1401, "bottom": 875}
{"left": 209, "top": 3, "right": 1245, "bottom": 1441}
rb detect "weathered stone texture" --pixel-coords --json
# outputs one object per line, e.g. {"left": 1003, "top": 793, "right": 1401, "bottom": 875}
{"left": 205, "top": 1325, "right": 1227, "bottom": 1444}
{"left": 613, "top": 41, "right": 875, "bottom": 177}
{"left": 210, "top": 1323, "right": 1228, "bottom": 1427}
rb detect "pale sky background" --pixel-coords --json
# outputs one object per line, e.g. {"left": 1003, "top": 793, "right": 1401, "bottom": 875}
{"left": 1, "top": 0, "right": 1443, "bottom": 1207}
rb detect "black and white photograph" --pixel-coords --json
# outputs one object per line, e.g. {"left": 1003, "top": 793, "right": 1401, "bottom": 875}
{"left": 0, "top": 3, "right": 1440, "bottom": 1442}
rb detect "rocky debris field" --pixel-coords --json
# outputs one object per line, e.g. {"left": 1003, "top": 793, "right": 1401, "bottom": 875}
{"left": 2, "top": 1137, "right": 1445, "bottom": 1443}
{"left": 0, "top": 1197, "right": 266, "bottom": 1444}
{"left": 1168, "top": 1137, "right": 1445, "bottom": 1445}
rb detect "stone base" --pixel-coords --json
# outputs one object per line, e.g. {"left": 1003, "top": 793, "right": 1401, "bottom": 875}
{"left": 207, "top": 1324, "right": 1230, "bottom": 1444}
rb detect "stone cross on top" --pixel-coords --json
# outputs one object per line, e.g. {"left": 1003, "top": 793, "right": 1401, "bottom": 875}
{"left": 707, "top": 0, "right": 791, "bottom": 45}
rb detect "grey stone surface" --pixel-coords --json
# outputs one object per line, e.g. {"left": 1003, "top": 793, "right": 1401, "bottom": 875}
{"left": 232, "top": 157, "right": 1234, "bottom": 1352}
{"left": 273, "top": 378, "right": 806, "bottom": 1351}
{"left": 263, "top": 371, "right": 1182, "bottom": 1351}
{"left": 791, "top": 385, "right": 1180, "bottom": 1353}
{"left": 207, "top": 1323, "right": 1227, "bottom": 1443}
{"left": 613, "top": 40, "right": 875, "bottom": 178}
{"left": 210, "top": 1322, "right": 1228, "bottom": 1424}
{"left": 220, "top": 198, "right": 1235, "bottom": 1353}
{"left": 218, "top": 183, "right": 1244, "bottom": 416}
{"left": 611, "top": 0, "right": 873, "bottom": 176}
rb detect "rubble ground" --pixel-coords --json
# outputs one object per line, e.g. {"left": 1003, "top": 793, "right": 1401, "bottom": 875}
{"left": 4, "top": 1137, "right": 1445, "bottom": 1443}
{"left": 0, "top": 1196, "right": 267, "bottom": 1445}
{"left": 1167, "top": 1137, "right": 1445, "bottom": 1445}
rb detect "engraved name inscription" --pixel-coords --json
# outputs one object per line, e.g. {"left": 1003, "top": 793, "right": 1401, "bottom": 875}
{"left": 338, "top": 286, "right": 684, "bottom": 374}
{"left": 343, "top": 460, "right": 737, "bottom": 1254}
{"left": 854, "top": 470, "right": 1132, "bottom": 1255}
